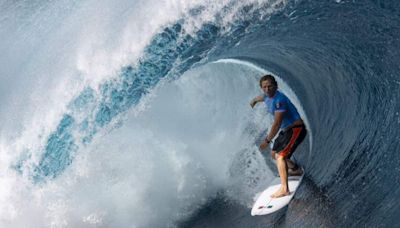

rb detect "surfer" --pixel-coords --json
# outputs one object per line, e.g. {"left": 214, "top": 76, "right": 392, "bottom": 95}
{"left": 250, "top": 74, "right": 307, "bottom": 198}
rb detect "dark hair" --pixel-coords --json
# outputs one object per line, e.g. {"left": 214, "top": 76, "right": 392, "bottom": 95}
{"left": 259, "top": 74, "right": 277, "bottom": 87}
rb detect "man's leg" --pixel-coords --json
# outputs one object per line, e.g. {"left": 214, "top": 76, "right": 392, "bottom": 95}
{"left": 286, "top": 159, "right": 296, "bottom": 169}
{"left": 271, "top": 154, "right": 290, "bottom": 198}
{"left": 285, "top": 126, "right": 307, "bottom": 175}
{"left": 286, "top": 159, "right": 303, "bottom": 176}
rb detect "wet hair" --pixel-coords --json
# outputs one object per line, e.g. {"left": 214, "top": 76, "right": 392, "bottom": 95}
{"left": 259, "top": 74, "right": 278, "bottom": 87}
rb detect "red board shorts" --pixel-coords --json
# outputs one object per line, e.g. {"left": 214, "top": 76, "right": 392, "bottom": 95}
{"left": 272, "top": 124, "right": 307, "bottom": 159}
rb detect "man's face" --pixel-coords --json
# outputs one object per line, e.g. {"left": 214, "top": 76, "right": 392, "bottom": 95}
{"left": 261, "top": 80, "right": 277, "bottom": 98}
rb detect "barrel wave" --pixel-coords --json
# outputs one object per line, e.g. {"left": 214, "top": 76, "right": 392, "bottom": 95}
{"left": 0, "top": 0, "right": 399, "bottom": 227}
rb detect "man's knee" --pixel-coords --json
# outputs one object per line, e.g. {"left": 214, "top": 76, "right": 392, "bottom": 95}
{"left": 275, "top": 153, "right": 285, "bottom": 161}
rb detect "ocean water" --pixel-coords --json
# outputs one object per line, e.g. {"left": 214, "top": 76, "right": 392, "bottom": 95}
{"left": 1, "top": 0, "right": 399, "bottom": 227}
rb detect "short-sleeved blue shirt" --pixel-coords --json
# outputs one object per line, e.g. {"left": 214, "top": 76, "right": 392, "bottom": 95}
{"left": 264, "top": 90, "right": 301, "bottom": 129}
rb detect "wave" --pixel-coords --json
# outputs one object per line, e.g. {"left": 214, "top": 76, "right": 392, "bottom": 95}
{"left": 1, "top": 0, "right": 400, "bottom": 227}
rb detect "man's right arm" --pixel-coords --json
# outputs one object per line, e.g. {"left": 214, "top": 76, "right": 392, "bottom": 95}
{"left": 250, "top": 95, "right": 265, "bottom": 108}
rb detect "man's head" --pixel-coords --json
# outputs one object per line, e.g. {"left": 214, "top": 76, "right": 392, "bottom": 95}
{"left": 259, "top": 74, "right": 278, "bottom": 98}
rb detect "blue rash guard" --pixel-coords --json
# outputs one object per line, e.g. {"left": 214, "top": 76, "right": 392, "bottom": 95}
{"left": 263, "top": 90, "right": 301, "bottom": 129}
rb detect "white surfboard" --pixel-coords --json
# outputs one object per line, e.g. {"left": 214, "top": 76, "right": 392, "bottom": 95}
{"left": 251, "top": 169, "right": 304, "bottom": 216}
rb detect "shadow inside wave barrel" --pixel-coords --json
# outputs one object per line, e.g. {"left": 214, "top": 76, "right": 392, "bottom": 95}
{"left": 179, "top": 177, "right": 339, "bottom": 228}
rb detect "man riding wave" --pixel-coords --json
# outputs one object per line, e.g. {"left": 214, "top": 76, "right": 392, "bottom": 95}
{"left": 250, "top": 74, "right": 307, "bottom": 198}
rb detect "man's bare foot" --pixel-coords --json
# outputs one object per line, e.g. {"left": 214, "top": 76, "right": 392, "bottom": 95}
{"left": 271, "top": 189, "right": 290, "bottom": 198}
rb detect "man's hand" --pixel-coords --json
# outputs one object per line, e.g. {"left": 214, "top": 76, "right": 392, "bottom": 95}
{"left": 259, "top": 141, "right": 269, "bottom": 150}
{"left": 250, "top": 100, "right": 257, "bottom": 108}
